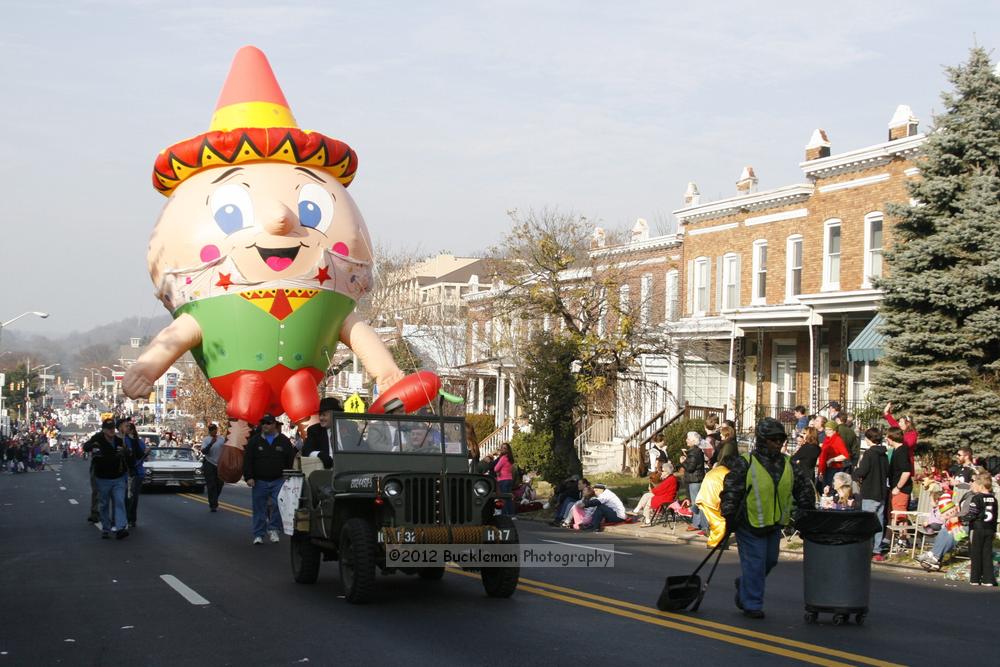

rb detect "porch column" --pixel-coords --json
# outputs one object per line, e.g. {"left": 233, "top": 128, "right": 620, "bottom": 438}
{"left": 840, "top": 316, "right": 849, "bottom": 406}
{"left": 810, "top": 323, "right": 820, "bottom": 413}
{"left": 507, "top": 377, "right": 516, "bottom": 419}
{"left": 477, "top": 377, "right": 485, "bottom": 413}
{"left": 496, "top": 370, "right": 506, "bottom": 426}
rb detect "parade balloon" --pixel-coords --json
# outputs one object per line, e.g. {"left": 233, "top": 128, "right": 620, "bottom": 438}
{"left": 123, "top": 46, "right": 440, "bottom": 482}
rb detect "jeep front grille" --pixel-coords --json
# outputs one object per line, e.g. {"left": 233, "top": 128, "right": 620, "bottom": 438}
{"left": 401, "top": 476, "right": 475, "bottom": 525}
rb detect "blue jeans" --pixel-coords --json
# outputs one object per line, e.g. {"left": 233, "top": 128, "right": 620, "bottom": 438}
{"left": 735, "top": 526, "right": 781, "bottom": 612}
{"left": 861, "top": 499, "right": 885, "bottom": 554}
{"left": 96, "top": 475, "right": 128, "bottom": 532}
{"left": 251, "top": 478, "right": 285, "bottom": 537}
{"left": 498, "top": 480, "right": 514, "bottom": 516}
{"left": 555, "top": 497, "right": 576, "bottom": 522}
{"left": 584, "top": 503, "right": 622, "bottom": 529}
{"left": 688, "top": 483, "right": 705, "bottom": 530}
{"left": 932, "top": 529, "right": 956, "bottom": 560}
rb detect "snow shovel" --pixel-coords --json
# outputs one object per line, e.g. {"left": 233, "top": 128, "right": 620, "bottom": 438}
{"left": 657, "top": 536, "right": 729, "bottom": 612}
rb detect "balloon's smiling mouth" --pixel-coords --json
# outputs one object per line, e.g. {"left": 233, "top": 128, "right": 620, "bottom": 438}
{"left": 252, "top": 243, "right": 306, "bottom": 271}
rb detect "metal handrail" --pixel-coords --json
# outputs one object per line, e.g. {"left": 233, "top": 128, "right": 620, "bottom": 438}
{"left": 478, "top": 419, "right": 514, "bottom": 457}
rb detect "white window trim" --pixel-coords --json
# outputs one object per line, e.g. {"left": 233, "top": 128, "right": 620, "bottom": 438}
{"left": 862, "top": 212, "right": 884, "bottom": 289}
{"left": 665, "top": 269, "right": 679, "bottom": 322}
{"left": 693, "top": 257, "right": 710, "bottom": 316}
{"left": 640, "top": 273, "right": 653, "bottom": 326}
{"left": 721, "top": 253, "right": 739, "bottom": 311}
{"left": 822, "top": 219, "right": 842, "bottom": 292}
{"left": 785, "top": 234, "right": 804, "bottom": 303}
{"left": 751, "top": 240, "right": 767, "bottom": 306}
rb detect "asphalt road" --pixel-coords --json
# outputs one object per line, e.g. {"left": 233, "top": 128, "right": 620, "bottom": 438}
{"left": 1, "top": 459, "right": 996, "bottom": 666}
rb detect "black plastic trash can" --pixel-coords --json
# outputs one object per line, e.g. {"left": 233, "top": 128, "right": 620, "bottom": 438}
{"left": 796, "top": 510, "right": 882, "bottom": 625}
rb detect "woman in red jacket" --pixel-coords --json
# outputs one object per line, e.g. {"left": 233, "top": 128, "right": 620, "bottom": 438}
{"left": 644, "top": 467, "right": 680, "bottom": 526}
{"left": 818, "top": 422, "right": 851, "bottom": 489}
{"left": 884, "top": 402, "right": 919, "bottom": 466}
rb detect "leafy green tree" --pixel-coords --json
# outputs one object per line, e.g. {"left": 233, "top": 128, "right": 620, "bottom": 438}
{"left": 874, "top": 47, "right": 1000, "bottom": 454}
{"left": 520, "top": 334, "right": 583, "bottom": 480}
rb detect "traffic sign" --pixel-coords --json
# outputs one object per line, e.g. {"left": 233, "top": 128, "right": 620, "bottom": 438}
{"left": 348, "top": 372, "right": 363, "bottom": 391}
{"left": 38, "top": 374, "right": 55, "bottom": 380}
{"left": 344, "top": 393, "right": 366, "bottom": 413}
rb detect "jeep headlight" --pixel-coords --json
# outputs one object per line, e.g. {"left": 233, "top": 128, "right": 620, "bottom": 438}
{"left": 473, "top": 480, "right": 490, "bottom": 497}
{"left": 384, "top": 480, "right": 403, "bottom": 498}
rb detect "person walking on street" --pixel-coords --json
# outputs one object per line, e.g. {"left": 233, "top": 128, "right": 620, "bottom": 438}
{"left": 853, "top": 427, "right": 890, "bottom": 561}
{"left": 120, "top": 419, "right": 146, "bottom": 528}
{"left": 721, "top": 418, "right": 816, "bottom": 619}
{"left": 680, "top": 431, "right": 707, "bottom": 534}
{"left": 201, "top": 424, "right": 226, "bottom": 511}
{"left": 243, "top": 414, "right": 296, "bottom": 545}
{"left": 83, "top": 419, "right": 132, "bottom": 540}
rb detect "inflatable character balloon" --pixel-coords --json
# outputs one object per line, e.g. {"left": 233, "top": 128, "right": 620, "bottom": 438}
{"left": 123, "top": 46, "right": 440, "bottom": 482}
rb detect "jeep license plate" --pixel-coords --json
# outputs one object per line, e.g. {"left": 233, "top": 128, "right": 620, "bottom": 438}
{"left": 167, "top": 481, "right": 180, "bottom": 486}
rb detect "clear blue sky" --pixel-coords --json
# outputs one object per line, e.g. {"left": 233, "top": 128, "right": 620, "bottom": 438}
{"left": 1, "top": 1, "right": 997, "bottom": 333}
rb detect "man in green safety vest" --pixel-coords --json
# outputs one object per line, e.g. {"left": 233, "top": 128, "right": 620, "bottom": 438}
{"left": 721, "top": 417, "right": 816, "bottom": 619}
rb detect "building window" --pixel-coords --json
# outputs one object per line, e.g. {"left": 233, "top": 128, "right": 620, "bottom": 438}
{"left": 721, "top": 253, "right": 739, "bottom": 310}
{"left": 681, "top": 359, "right": 729, "bottom": 408}
{"left": 786, "top": 235, "right": 803, "bottom": 301}
{"left": 823, "top": 220, "right": 841, "bottom": 291}
{"left": 752, "top": 241, "right": 767, "bottom": 304}
{"left": 640, "top": 273, "right": 652, "bottom": 326}
{"left": 665, "top": 270, "right": 679, "bottom": 322}
{"left": 618, "top": 284, "right": 631, "bottom": 329}
{"left": 850, "top": 360, "right": 878, "bottom": 402}
{"left": 864, "top": 212, "right": 884, "bottom": 287}
{"left": 694, "top": 257, "right": 710, "bottom": 314}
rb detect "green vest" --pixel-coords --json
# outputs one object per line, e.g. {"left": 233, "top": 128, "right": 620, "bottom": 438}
{"left": 744, "top": 453, "right": 793, "bottom": 528}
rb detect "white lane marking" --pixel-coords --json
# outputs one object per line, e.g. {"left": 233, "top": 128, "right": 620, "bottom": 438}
{"left": 540, "top": 539, "right": 632, "bottom": 556}
{"left": 121, "top": 625, "right": 133, "bottom": 630}
{"left": 68, "top": 499, "right": 79, "bottom": 505}
{"left": 60, "top": 486, "right": 67, "bottom": 491}
{"left": 160, "top": 575, "right": 210, "bottom": 605}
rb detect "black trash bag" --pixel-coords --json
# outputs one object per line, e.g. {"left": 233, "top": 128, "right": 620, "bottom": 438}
{"left": 795, "top": 509, "right": 882, "bottom": 546}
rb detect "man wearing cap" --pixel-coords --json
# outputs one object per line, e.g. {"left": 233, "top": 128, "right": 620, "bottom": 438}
{"left": 721, "top": 418, "right": 816, "bottom": 618}
{"left": 83, "top": 419, "right": 133, "bottom": 540}
{"left": 201, "top": 424, "right": 226, "bottom": 511}
{"left": 243, "top": 414, "right": 296, "bottom": 544}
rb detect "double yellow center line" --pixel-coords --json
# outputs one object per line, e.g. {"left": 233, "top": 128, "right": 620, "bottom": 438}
{"left": 178, "top": 492, "right": 252, "bottom": 517}
{"left": 173, "top": 492, "right": 900, "bottom": 666}
{"left": 447, "top": 571, "right": 904, "bottom": 667}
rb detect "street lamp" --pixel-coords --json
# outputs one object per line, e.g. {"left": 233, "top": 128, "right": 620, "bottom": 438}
{"left": 0, "top": 311, "right": 48, "bottom": 354}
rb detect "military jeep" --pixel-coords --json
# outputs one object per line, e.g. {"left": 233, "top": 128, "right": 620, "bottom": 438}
{"left": 288, "top": 411, "right": 519, "bottom": 603}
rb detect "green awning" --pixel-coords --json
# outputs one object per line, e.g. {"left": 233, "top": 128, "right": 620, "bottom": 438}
{"left": 847, "top": 314, "right": 885, "bottom": 363}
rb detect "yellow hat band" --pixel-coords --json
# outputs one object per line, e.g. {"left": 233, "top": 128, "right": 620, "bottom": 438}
{"left": 210, "top": 101, "right": 297, "bottom": 133}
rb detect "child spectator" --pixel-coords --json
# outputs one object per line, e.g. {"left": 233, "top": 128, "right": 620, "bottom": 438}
{"left": 962, "top": 473, "right": 998, "bottom": 586}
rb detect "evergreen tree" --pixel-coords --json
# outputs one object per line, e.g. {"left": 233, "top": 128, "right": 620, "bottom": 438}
{"left": 875, "top": 47, "right": 1000, "bottom": 454}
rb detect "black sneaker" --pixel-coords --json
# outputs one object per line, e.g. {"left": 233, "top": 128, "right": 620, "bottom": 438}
{"left": 734, "top": 578, "right": 743, "bottom": 611}
{"left": 87, "top": 516, "right": 98, "bottom": 523}
{"left": 115, "top": 530, "right": 129, "bottom": 540}
{"left": 743, "top": 609, "right": 765, "bottom": 619}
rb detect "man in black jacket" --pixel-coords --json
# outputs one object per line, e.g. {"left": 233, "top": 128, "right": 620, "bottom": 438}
{"left": 244, "top": 414, "right": 296, "bottom": 545}
{"left": 83, "top": 419, "right": 133, "bottom": 540}
{"left": 853, "top": 427, "right": 889, "bottom": 561}
{"left": 721, "top": 418, "right": 815, "bottom": 619}
{"left": 302, "top": 397, "right": 339, "bottom": 469}
{"left": 680, "top": 432, "right": 706, "bottom": 534}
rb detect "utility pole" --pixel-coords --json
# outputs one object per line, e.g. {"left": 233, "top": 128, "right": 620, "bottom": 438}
{"left": 24, "top": 358, "right": 31, "bottom": 428}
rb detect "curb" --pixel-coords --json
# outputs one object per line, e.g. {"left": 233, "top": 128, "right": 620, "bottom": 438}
{"left": 516, "top": 511, "right": 928, "bottom": 572}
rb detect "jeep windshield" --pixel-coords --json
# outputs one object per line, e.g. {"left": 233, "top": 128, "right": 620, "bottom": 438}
{"left": 333, "top": 417, "right": 465, "bottom": 455}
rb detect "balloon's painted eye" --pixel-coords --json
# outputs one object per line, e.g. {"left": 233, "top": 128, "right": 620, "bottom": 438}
{"left": 209, "top": 184, "right": 254, "bottom": 235}
{"left": 297, "top": 183, "right": 335, "bottom": 232}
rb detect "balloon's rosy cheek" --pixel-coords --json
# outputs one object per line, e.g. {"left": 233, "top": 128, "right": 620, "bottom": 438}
{"left": 200, "top": 245, "right": 221, "bottom": 262}
{"left": 332, "top": 242, "right": 349, "bottom": 256}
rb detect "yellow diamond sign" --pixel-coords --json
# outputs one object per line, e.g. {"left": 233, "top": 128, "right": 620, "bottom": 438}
{"left": 344, "top": 393, "right": 366, "bottom": 414}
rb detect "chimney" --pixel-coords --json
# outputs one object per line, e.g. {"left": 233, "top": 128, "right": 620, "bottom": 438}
{"left": 888, "top": 105, "right": 919, "bottom": 141}
{"left": 736, "top": 166, "right": 758, "bottom": 195}
{"left": 683, "top": 182, "right": 700, "bottom": 207}
{"left": 805, "top": 128, "right": 831, "bottom": 161}
{"left": 631, "top": 218, "right": 649, "bottom": 243}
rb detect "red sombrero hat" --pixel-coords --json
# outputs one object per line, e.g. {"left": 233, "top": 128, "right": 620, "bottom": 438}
{"left": 152, "top": 46, "right": 358, "bottom": 196}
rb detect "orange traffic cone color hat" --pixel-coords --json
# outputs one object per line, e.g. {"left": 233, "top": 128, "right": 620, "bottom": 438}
{"left": 152, "top": 46, "right": 357, "bottom": 196}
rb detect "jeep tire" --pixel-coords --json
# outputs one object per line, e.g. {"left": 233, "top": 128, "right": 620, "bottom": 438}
{"left": 291, "top": 535, "right": 321, "bottom": 584}
{"left": 339, "top": 518, "right": 377, "bottom": 603}
{"left": 481, "top": 515, "right": 519, "bottom": 598}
